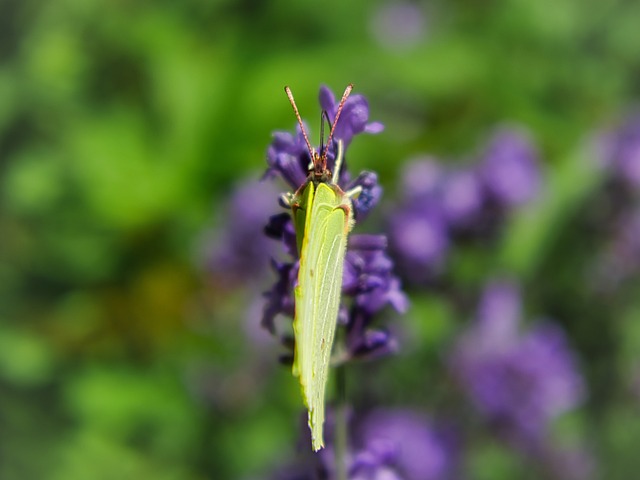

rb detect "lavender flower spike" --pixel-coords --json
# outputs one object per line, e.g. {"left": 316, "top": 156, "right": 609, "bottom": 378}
{"left": 262, "top": 85, "right": 406, "bottom": 364}
{"left": 269, "top": 408, "right": 459, "bottom": 480}
{"left": 451, "top": 281, "right": 585, "bottom": 446}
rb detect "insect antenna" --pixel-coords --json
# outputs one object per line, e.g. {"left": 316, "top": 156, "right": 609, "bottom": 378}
{"left": 321, "top": 83, "right": 353, "bottom": 170}
{"left": 318, "top": 110, "right": 334, "bottom": 160}
{"left": 319, "top": 110, "right": 326, "bottom": 158}
{"left": 285, "top": 86, "right": 316, "bottom": 164}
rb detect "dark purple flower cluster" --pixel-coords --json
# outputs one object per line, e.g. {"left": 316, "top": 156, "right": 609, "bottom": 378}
{"left": 388, "top": 127, "right": 542, "bottom": 283}
{"left": 450, "top": 281, "right": 585, "bottom": 446}
{"left": 262, "top": 85, "right": 407, "bottom": 363}
{"left": 270, "top": 408, "right": 458, "bottom": 480}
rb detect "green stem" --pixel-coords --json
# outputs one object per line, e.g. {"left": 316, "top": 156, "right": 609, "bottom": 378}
{"left": 334, "top": 353, "right": 348, "bottom": 480}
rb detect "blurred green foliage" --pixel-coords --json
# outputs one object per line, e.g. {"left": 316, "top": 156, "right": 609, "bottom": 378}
{"left": 2, "top": 0, "right": 640, "bottom": 478}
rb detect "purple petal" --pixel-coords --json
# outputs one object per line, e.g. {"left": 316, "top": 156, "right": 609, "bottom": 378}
{"left": 365, "top": 121, "right": 385, "bottom": 134}
{"left": 319, "top": 84, "right": 336, "bottom": 113}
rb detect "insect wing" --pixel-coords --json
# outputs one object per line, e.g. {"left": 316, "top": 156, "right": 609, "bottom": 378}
{"left": 291, "top": 181, "right": 313, "bottom": 259}
{"left": 293, "top": 183, "right": 352, "bottom": 451}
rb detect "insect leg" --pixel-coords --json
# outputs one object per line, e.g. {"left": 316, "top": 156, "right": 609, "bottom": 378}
{"left": 345, "top": 185, "right": 362, "bottom": 199}
{"left": 279, "top": 192, "right": 295, "bottom": 208}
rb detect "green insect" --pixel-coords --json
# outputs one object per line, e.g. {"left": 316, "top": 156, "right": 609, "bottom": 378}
{"left": 282, "top": 84, "right": 361, "bottom": 451}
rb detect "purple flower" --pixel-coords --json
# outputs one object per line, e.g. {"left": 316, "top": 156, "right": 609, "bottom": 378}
{"left": 388, "top": 129, "right": 544, "bottom": 284}
{"left": 474, "top": 280, "right": 522, "bottom": 342}
{"left": 399, "top": 157, "right": 443, "bottom": 202}
{"left": 479, "top": 127, "right": 542, "bottom": 207}
{"left": 349, "top": 454, "right": 403, "bottom": 480}
{"left": 388, "top": 204, "right": 449, "bottom": 283}
{"left": 451, "top": 281, "right": 585, "bottom": 445}
{"left": 263, "top": 223, "right": 407, "bottom": 362}
{"left": 356, "top": 410, "right": 459, "bottom": 480}
{"left": 319, "top": 85, "right": 384, "bottom": 148}
{"left": 344, "top": 308, "right": 398, "bottom": 361}
{"left": 271, "top": 409, "right": 458, "bottom": 480}
{"left": 266, "top": 128, "right": 312, "bottom": 191}
{"left": 205, "top": 179, "right": 281, "bottom": 284}
{"left": 262, "top": 85, "right": 406, "bottom": 363}
{"left": 344, "top": 235, "right": 409, "bottom": 315}
{"left": 264, "top": 212, "right": 298, "bottom": 257}
{"left": 262, "top": 259, "right": 297, "bottom": 335}
{"left": 440, "top": 168, "right": 484, "bottom": 227}
{"left": 598, "top": 113, "right": 640, "bottom": 188}
{"left": 266, "top": 88, "right": 384, "bottom": 221}
{"left": 347, "top": 171, "right": 384, "bottom": 222}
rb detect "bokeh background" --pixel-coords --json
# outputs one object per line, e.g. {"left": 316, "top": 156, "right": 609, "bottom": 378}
{"left": 2, "top": 0, "right": 640, "bottom": 478}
